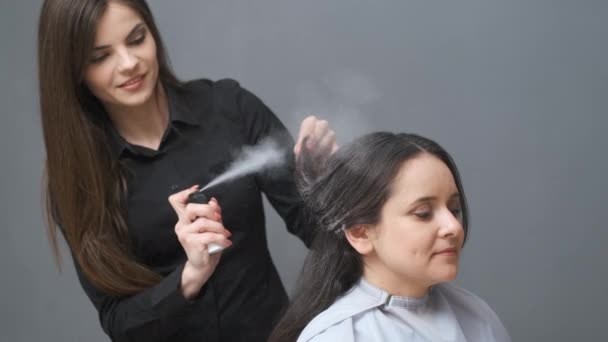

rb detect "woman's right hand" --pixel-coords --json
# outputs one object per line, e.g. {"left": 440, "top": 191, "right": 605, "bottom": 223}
{"left": 168, "top": 185, "right": 232, "bottom": 299}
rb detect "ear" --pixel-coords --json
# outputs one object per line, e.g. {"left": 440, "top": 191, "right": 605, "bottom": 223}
{"left": 345, "top": 224, "right": 375, "bottom": 255}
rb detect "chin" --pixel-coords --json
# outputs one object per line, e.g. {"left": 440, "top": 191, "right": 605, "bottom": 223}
{"left": 433, "top": 265, "right": 459, "bottom": 283}
{"left": 116, "top": 88, "right": 155, "bottom": 107}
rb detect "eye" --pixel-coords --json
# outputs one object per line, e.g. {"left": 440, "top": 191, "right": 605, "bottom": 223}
{"left": 413, "top": 207, "right": 433, "bottom": 220}
{"left": 415, "top": 212, "right": 432, "bottom": 220}
{"left": 90, "top": 53, "right": 109, "bottom": 64}
{"left": 130, "top": 33, "right": 146, "bottom": 45}
{"left": 449, "top": 207, "right": 462, "bottom": 219}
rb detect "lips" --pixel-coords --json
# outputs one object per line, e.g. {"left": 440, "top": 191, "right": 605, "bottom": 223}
{"left": 119, "top": 74, "right": 145, "bottom": 88}
{"left": 434, "top": 247, "right": 458, "bottom": 256}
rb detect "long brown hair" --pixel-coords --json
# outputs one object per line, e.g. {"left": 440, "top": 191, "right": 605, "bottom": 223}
{"left": 38, "top": 0, "right": 181, "bottom": 296}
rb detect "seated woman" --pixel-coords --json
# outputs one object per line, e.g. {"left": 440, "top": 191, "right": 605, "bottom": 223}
{"left": 270, "top": 132, "right": 511, "bottom": 342}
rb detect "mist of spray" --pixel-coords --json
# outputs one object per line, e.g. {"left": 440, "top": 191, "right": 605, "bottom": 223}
{"left": 199, "top": 70, "right": 379, "bottom": 192}
{"left": 200, "top": 137, "right": 286, "bottom": 191}
{"left": 292, "top": 69, "right": 380, "bottom": 143}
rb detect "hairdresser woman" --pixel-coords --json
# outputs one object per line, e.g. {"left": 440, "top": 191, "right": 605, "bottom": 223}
{"left": 38, "top": 1, "right": 337, "bottom": 341}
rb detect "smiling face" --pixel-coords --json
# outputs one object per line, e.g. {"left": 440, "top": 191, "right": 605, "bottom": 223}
{"left": 83, "top": 2, "right": 159, "bottom": 112}
{"left": 349, "top": 152, "right": 465, "bottom": 296}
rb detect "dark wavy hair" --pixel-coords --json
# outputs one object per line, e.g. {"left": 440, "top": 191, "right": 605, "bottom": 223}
{"left": 269, "top": 132, "right": 470, "bottom": 342}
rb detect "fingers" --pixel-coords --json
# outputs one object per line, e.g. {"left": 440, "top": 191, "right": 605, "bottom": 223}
{"left": 168, "top": 184, "right": 199, "bottom": 221}
{"left": 316, "top": 129, "right": 336, "bottom": 156}
{"left": 176, "top": 194, "right": 231, "bottom": 241}
{"left": 173, "top": 195, "right": 232, "bottom": 271}
{"left": 295, "top": 115, "right": 318, "bottom": 155}
{"left": 294, "top": 115, "right": 338, "bottom": 159}
{"left": 178, "top": 217, "right": 231, "bottom": 237}
{"left": 310, "top": 119, "right": 329, "bottom": 148}
{"left": 331, "top": 143, "right": 340, "bottom": 154}
{"left": 184, "top": 201, "right": 221, "bottom": 223}
{"left": 181, "top": 231, "right": 233, "bottom": 254}
{"left": 180, "top": 227, "right": 232, "bottom": 262}
{"left": 176, "top": 216, "right": 232, "bottom": 261}
{"left": 209, "top": 197, "right": 222, "bottom": 217}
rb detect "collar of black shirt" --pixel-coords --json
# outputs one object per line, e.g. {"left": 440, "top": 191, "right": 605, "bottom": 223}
{"left": 105, "top": 82, "right": 203, "bottom": 159}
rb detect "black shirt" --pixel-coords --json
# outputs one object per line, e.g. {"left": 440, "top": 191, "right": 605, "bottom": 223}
{"left": 73, "top": 79, "right": 313, "bottom": 341}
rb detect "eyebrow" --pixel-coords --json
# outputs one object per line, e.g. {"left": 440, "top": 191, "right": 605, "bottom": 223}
{"left": 93, "top": 23, "right": 145, "bottom": 50}
{"left": 410, "top": 192, "right": 461, "bottom": 206}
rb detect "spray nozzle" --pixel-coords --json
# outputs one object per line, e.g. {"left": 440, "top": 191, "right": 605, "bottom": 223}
{"left": 187, "top": 190, "right": 209, "bottom": 204}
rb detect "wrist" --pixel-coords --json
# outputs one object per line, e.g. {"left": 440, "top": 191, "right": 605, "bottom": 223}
{"left": 180, "top": 261, "right": 211, "bottom": 299}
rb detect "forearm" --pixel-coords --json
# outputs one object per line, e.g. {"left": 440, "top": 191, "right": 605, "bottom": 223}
{"left": 75, "top": 262, "right": 202, "bottom": 341}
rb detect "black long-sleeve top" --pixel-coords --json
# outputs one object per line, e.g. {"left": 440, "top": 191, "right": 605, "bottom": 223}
{"left": 71, "top": 79, "right": 312, "bottom": 341}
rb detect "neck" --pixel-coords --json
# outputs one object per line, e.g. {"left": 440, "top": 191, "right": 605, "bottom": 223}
{"left": 105, "top": 84, "right": 169, "bottom": 151}
{"left": 362, "top": 260, "right": 430, "bottom": 298}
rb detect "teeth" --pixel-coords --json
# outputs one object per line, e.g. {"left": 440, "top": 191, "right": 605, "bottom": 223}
{"left": 123, "top": 76, "right": 142, "bottom": 86}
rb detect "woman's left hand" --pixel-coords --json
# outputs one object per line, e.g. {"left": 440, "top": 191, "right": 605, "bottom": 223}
{"left": 294, "top": 115, "right": 339, "bottom": 160}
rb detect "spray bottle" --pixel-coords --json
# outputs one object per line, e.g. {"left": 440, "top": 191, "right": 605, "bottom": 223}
{"left": 186, "top": 190, "right": 226, "bottom": 255}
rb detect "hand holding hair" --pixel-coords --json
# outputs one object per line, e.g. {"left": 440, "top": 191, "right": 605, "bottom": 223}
{"left": 294, "top": 115, "right": 339, "bottom": 160}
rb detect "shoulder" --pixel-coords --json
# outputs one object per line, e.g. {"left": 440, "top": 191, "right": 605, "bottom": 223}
{"left": 175, "top": 78, "right": 284, "bottom": 142}
{"left": 436, "top": 283, "right": 497, "bottom": 316}
{"left": 180, "top": 78, "right": 243, "bottom": 99}
{"left": 297, "top": 285, "right": 385, "bottom": 342}
{"left": 298, "top": 318, "right": 355, "bottom": 342}
{"left": 437, "top": 283, "right": 511, "bottom": 341}
{"left": 173, "top": 78, "right": 246, "bottom": 122}
{"left": 183, "top": 77, "right": 267, "bottom": 113}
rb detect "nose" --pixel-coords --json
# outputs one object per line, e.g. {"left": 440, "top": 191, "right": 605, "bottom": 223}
{"left": 116, "top": 47, "right": 138, "bottom": 73}
{"left": 439, "top": 208, "right": 464, "bottom": 238}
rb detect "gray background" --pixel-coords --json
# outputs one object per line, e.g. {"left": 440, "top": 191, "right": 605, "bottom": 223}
{"left": 1, "top": 0, "right": 607, "bottom": 341}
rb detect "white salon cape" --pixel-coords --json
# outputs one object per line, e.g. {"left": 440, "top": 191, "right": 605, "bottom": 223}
{"left": 297, "top": 278, "right": 511, "bottom": 342}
